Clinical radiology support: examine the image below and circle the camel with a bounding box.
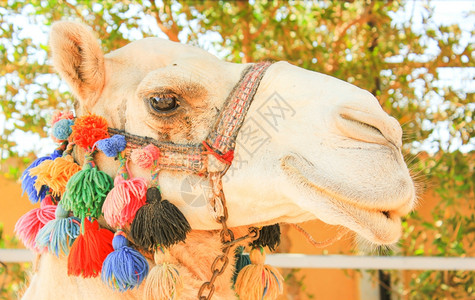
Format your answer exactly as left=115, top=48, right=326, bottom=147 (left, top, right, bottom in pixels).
left=19, top=21, right=416, bottom=300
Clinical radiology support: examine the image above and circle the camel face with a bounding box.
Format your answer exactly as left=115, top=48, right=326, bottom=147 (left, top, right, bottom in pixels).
left=51, top=22, right=415, bottom=246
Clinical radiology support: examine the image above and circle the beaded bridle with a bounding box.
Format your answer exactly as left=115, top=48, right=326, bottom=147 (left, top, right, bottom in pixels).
left=110, top=62, right=272, bottom=299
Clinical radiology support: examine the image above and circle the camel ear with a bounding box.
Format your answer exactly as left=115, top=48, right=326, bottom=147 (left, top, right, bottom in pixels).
left=50, top=21, right=105, bottom=109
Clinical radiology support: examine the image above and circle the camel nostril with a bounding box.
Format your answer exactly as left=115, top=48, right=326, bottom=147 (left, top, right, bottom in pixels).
left=382, top=211, right=391, bottom=219
left=340, top=114, right=385, bottom=138
left=337, top=108, right=403, bottom=148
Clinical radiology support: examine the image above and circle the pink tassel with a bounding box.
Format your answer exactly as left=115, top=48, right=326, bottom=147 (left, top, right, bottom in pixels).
left=103, top=176, right=147, bottom=228
left=15, top=195, right=57, bottom=251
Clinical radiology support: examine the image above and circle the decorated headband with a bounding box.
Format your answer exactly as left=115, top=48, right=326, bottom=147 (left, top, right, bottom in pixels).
left=15, top=62, right=283, bottom=300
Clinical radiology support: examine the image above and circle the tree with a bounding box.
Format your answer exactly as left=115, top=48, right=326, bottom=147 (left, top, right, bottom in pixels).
left=1, top=0, right=473, bottom=298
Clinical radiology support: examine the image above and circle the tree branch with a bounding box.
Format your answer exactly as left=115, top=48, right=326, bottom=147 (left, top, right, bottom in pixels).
left=332, top=2, right=375, bottom=51
left=151, top=0, right=180, bottom=42
left=237, top=0, right=252, bottom=63
left=64, top=1, right=88, bottom=25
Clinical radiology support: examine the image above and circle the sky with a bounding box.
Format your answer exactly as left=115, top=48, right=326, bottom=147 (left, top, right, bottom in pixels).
left=0, top=0, right=474, bottom=158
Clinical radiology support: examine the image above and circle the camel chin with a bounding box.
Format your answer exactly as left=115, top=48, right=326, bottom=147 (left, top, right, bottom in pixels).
left=280, top=150, right=414, bottom=246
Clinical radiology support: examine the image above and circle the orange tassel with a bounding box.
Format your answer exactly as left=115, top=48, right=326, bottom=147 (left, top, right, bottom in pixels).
left=234, top=247, right=283, bottom=300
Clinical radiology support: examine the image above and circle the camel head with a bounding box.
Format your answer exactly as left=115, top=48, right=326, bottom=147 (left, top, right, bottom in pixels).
left=50, top=21, right=415, bottom=246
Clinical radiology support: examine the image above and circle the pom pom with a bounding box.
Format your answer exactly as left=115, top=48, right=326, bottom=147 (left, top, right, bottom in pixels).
left=144, top=250, right=182, bottom=300
left=96, top=135, right=127, bottom=157
left=14, top=196, right=56, bottom=251
left=62, top=164, right=114, bottom=220
left=71, top=114, right=109, bottom=149
left=234, top=247, right=284, bottom=300
left=36, top=202, right=80, bottom=256
left=232, top=246, right=251, bottom=285
left=51, top=111, right=74, bottom=125
left=130, top=187, right=191, bottom=250
left=103, top=176, right=147, bottom=228
left=130, top=145, right=160, bottom=169
left=21, top=150, right=62, bottom=203
left=52, top=119, right=74, bottom=142
left=29, top=155, right=81, bottom=197
left=101, top=233, right=149, bottom=291
left=251, top=224, right=281, bottom=251
left=68, top=219, right=114, bottom=278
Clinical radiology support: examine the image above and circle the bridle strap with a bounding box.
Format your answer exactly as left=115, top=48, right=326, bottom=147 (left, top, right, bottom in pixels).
left=205, top=62, right=272, bottom=160
left=108, top=61, right=272, bottom=175
left=108, top=127, right=207, bottom=173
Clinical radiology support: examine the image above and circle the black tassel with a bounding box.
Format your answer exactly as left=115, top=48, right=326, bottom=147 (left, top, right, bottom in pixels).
left=130, top=187, right=191, bottom=250
left=250, top=224, right=281, bottom=251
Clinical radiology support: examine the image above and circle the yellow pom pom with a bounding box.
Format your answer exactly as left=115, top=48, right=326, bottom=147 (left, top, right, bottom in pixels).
left=144, top=250, right=183, bottom=300
left=235, top=247, right=284, bottom=300
left=29, top=159, right=54, bottom=192
left=30, top=155, right=81, bottom=197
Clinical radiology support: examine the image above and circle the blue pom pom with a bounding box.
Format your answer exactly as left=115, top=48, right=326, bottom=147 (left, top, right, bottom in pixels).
left=96, top=135, right=127, bottom=157
left=52, top=119, right=74, bottom=141
left=101, top=234, right=149, bottom=291
left=112, top=234, right=128, bottom=249
left=111, top=135, right=127, bottom=152
left=21, top=150, right=63, bottom=204
left=36, top=203, right=80, bottom=256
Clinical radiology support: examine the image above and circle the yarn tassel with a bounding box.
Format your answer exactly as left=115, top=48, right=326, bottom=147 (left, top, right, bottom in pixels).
left=14, top=195, right=56, bottom=251
left=36, top=202, right=80, bottom=256
left=62, top=153, right=113, bottom=221
left=29, top=155, right=81, bottom=198
left=103, top=176, right=147, bottom=228
left=234, top=247, right=284, bottom=300
left=21, top=150, right=62, bottom=203
left=130, top=187, right=191, bottom=250
left=68, top=219, right=114, bottom=278
left=232, top=246, right=251, bottom=285
left=251, top=224, right=281, bottom=251
left=144, top=247, right=182, bottom=300
left=101, top=231, right=149, bottom=291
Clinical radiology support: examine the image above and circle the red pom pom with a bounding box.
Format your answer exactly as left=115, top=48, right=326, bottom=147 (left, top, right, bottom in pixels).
left=71, top=114, right=109, bottom=149
left=68, top=219, right=114, bottom=278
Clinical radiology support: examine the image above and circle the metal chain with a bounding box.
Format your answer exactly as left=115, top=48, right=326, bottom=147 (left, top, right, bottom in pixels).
left=197, top=172, right=259, bottom=300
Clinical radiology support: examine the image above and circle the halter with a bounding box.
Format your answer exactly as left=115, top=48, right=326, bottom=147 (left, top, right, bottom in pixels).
left=109, top=61, right=271, bottom=174
left=110, top=62, right=272, bottom=299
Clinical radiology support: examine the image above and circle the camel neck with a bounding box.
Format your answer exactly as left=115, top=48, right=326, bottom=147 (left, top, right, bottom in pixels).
left=165, top=229, right=245, bottom=299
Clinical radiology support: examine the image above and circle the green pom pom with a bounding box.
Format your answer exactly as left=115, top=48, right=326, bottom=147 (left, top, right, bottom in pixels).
left=62, top=164, right=113, bottom=220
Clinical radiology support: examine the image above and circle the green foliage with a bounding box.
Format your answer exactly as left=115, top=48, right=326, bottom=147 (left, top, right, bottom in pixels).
left=0, top=0, right=473, bottom=298
left=397, top=150, right=475, bottom=299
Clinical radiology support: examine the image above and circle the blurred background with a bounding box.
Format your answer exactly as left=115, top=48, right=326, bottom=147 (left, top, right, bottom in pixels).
left=0, top=0, right=473, bottom=299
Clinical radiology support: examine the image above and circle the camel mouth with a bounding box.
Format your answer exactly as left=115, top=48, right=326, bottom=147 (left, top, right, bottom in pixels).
left=281, top=153, right=413, bottom=245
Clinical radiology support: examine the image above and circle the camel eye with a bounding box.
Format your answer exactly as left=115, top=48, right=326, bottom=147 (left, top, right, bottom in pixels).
left=149, top=95, right=179, bottom=112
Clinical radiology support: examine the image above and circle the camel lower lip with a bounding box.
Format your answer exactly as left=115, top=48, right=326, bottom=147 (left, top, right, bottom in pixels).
left=335, top=201, right=402, bottom=244
left=280, top=153, right=408, bottom=245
